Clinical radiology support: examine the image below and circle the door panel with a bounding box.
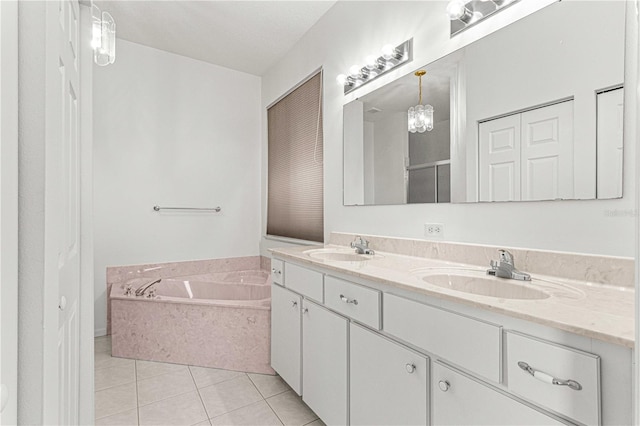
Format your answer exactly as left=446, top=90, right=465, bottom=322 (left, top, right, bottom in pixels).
left=45, top=0, right=81, bottom=423
left=597, top=87, right=624, bottom=199
left=302, top=300, right=348, bottom=426
left=270, top=284, right=302, bottom=395
left=479, top=114, right=521, bottom=201
left=521, top=101, right=574, bottom=200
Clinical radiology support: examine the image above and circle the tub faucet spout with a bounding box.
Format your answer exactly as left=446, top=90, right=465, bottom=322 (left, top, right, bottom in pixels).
left=135, top=278, right=162, bottom=297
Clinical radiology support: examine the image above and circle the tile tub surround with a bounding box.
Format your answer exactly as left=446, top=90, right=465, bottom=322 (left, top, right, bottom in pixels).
left=270, top=241, right=635, bottom=348
left=111, top=284, right=275, bottom=375
left=94, top=336, right=322, bottom=426
left=106, top=256, right=269, bottom=334
left=329, top=232, right=634, bottom=288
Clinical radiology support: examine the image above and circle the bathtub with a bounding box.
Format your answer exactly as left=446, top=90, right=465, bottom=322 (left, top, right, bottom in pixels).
left=110, top=266, right=274, bottom=375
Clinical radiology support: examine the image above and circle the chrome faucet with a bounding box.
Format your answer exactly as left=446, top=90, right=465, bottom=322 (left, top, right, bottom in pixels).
left=351, top=236, right=375, bottom=255
left=487, top=250, right=531, bottom=281
left=135, top=278, right=162, bottom=297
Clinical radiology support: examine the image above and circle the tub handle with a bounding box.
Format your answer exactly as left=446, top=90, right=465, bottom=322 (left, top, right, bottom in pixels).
left=340, top=294, right=358, bottom=305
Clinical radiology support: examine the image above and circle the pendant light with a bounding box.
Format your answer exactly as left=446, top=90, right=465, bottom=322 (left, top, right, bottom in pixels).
left=408, top=70, right=434, bottom=133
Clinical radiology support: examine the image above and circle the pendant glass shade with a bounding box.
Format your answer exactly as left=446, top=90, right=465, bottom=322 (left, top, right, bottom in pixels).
left=408, top=104, right=434, bottom=133
left=408, top=70, right=434, bottom=133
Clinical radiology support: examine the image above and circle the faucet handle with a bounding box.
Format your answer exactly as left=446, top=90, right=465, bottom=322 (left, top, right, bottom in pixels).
left=498, top=249, right=514, bottom=265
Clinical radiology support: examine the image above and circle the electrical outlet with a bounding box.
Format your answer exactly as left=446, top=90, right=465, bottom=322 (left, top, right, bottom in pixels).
left=424, top=223, right=444, bottom=238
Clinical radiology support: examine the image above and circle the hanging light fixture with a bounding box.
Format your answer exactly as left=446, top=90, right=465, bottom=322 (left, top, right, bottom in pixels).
left=408, top=70, right=434, bottom=133
left=91, top=2, right=116, bottom=66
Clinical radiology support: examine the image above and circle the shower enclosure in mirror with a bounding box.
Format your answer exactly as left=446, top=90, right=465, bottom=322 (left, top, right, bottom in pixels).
left=343, top=1, right=625, bottom=206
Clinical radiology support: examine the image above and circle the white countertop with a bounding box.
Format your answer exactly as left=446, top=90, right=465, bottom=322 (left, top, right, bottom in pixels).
left=270, top=244, right=635, bottom=348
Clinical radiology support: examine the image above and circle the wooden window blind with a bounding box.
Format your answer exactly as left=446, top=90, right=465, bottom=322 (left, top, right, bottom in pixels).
left=267, top=72, right=324, bottom=242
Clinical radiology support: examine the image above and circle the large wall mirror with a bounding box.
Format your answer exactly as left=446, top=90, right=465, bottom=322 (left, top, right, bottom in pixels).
left=343, top=1, right=625, bottom=205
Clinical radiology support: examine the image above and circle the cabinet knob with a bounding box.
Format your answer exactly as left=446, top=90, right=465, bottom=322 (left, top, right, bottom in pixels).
left=405, top=363, right=416, bottom=374
left=303, top=308, right=309, bottom=314
left=438, top=380, right=450, bottom=392
left=291, top=301, right=298, bottom=308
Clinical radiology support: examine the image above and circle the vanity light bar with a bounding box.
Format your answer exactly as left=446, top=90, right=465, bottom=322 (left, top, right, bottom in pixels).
left=337, top=39, right=413, bottom=95
left=447, top=0, right=519, bottom=37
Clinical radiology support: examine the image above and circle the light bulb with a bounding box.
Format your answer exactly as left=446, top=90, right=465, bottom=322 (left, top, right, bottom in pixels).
left=336, top=74, right=348, bottom=85
left=446, top=0, right=467, bottom=20
left=469, top=11, right=483, bottom=23
left=365, top=55, right=378, bottom=70
left=349, top=65, right=361, bottom=77
left=381, top=44, right=396, bottom=60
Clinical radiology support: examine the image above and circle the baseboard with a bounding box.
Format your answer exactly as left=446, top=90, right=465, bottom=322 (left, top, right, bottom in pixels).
left=94, top=327, right=107, bottom=337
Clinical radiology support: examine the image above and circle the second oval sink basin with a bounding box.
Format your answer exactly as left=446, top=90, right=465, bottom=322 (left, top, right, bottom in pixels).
left=310, top=252, right=372, bottom=262
left=304, top=248, right=382, bottom=262
left=422, top=273, right=550, bottom=300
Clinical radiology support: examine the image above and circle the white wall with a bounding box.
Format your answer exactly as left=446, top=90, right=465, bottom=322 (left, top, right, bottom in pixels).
left=93, top=40, right=261, bottom=335
left=260, top=0, right=636, bottom=258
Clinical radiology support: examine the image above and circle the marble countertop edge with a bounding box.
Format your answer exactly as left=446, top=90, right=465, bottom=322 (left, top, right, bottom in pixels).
left=270, top=245, right=635, bottom=349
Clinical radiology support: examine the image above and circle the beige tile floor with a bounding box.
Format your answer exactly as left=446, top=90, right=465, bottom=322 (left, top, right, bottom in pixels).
left=95, top=336, right=324, bottom=426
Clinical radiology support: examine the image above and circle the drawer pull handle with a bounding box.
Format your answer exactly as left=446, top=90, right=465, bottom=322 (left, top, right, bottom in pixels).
left=518, top=361, right=582, bottom=391
left=405, top=363, right=416, bottom=374
left=438, top=380, right=450, bottom=392
left=339, top=294, right=358, bottom=305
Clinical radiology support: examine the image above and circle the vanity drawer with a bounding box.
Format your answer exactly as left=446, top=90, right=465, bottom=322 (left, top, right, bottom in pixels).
left=506, top=331, right=600, bottom=426
left=284, top=263, right=323, bottom=302
left=271, top=259, right=284, bottom=286
left=383, top=293, right=502, bottom=383
left=324, top=276, right=381, bottom=329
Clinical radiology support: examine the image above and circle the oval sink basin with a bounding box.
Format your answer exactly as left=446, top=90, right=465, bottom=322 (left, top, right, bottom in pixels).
left=304, top=248, right=382, bottom=262
left=421, top=273, right=550, bottom=300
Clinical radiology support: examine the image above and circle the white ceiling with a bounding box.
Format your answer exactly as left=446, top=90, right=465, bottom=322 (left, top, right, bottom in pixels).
left=97, top=1, right=337, bottom=75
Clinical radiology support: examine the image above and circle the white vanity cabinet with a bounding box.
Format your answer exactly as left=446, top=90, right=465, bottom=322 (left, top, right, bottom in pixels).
left=350, top=323, right=428, bottom=426
left=270, top=257, right=632, bottom=426
left=302, top=300, right=348, bottom=425
left=432, top=361, right=563, bottom=425
left=270, top=283, right=302, bottom=395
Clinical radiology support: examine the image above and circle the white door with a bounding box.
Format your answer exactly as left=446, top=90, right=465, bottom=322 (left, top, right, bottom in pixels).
left=597, top=87, right=624, bottom=199
left=0, top=1, right=19, bottom=424
left=521, top=101, right=574, bottom=201
left=43, top=0, right=82, bottom=423
left=432, top=361, right=563, bottom=425
left=302, top=300, right=348, bottom=426
left=478, top=114, right=521, bottom=202
left=270, top=284, right=302, bottom=395
left=349, top=323, right=428, bottom=426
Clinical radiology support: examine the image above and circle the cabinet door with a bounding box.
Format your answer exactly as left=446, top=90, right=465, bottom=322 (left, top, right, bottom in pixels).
left=302, top=300, right=348, bottom=425
left=350, top=323, right=428, bottom=426
left=270, top=284, right=302, bottom=395
left=432, top=362, right=563, bottom=426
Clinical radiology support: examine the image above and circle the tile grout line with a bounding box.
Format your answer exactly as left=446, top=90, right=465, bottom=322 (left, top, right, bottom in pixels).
left=264, top=394, right=287, bottom=426
left=188, top=365, right=212, bottom=422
